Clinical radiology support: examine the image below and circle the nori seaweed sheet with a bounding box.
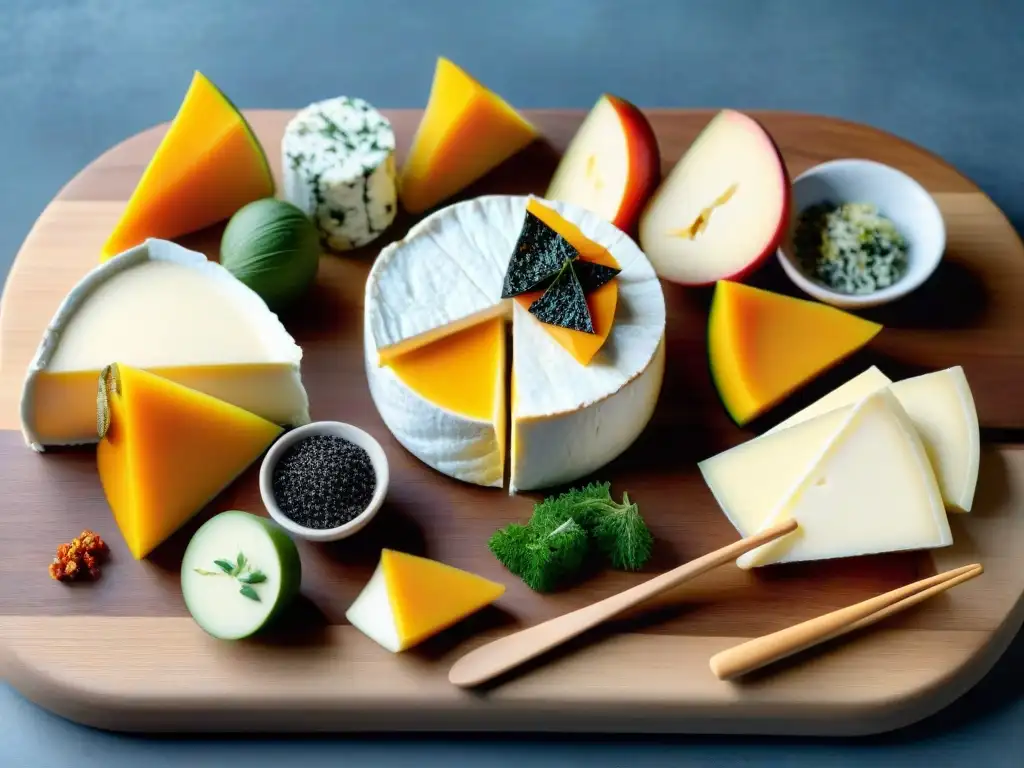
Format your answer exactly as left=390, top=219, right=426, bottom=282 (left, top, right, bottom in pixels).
left=573, top=260, right=621, bottom=293
left=501, top=211, right=579, bottom=298
left=528, top=260, right=596, bottom=334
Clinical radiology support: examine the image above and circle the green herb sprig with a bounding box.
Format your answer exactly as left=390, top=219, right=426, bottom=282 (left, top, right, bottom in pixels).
left=488, top=482, right=654, bottom=592
left=194, top=551, right=267, bottom=602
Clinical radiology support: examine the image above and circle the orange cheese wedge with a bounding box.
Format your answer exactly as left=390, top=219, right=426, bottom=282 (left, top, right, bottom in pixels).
left=514, top=199, right=619, bottom=366
left=345, top=548, right=506, bottom=652
left=708, top=281, right=882, bottom=425
left=100, top=71, right=274, bottom=261
left=398, top=57, right=537, bottom=214
left=96, top=363, right=283, bottom=559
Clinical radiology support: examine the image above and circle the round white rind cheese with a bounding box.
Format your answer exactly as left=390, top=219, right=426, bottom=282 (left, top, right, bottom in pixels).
left=282, top=97, right=398, bottom=251
left=362, top=195, right=666, bottom=493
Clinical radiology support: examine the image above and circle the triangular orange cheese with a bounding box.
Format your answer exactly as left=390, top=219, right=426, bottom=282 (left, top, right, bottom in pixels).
left=708, top=281, right=882, bottom=425
left=514, top=199, right=619, bottom=365
left=96, top=363, right=283, bottom=559
left=100, top=71, right=274, bottom=261
left=398, top=57, right=537, bottom=214
left=381, top=549, right=505, bottom=649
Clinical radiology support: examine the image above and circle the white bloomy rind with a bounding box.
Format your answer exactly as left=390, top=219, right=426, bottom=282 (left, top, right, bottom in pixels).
left=282, top=97, right=398, bottom=251
left=20, top=238, right=309, bottom=451
left=363, top=195, right=666, bottom=493
left=345, top=560, right=403, bottom=653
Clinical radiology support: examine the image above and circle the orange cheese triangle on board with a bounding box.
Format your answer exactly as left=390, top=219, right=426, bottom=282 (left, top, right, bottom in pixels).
left=96, top=363, right=283, bottom=559
left=708, top=281, right=882, bottom=426
left=514, top=198, right=619, bottom=365
left=398, top=57, right=537, bottom=214
left=381, top=549, right=505, bottom=649
left=100, top=71, right=274, bottom=261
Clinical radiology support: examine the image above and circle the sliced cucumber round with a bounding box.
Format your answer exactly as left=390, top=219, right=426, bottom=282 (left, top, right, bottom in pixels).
left=181, top=510, right=302, bottom=640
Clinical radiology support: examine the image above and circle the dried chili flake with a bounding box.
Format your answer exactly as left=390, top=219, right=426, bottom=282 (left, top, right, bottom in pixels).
left=49, top=529, right=109, bottom=582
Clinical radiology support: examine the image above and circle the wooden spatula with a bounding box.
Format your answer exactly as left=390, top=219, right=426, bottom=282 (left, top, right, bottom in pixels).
left=448, top=518, right=798, bottom=688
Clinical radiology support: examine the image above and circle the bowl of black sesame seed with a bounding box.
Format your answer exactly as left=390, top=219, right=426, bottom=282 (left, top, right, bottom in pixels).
left=777, top=158, right=946, bottom=309
left=259, top=421, right=389, bottom=542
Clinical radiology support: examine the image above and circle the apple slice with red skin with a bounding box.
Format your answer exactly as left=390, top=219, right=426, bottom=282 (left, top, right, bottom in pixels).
left=639, top=110, right=791, bottom=286
left=545, top=94, right=660, bottom=233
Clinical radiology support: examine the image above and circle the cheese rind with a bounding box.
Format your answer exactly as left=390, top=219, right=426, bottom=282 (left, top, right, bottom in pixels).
left=282, top=97, right=397, bottom=251
left=736, top=390, right=951, bottom=569
left=20, top=239, right=309, bottom=451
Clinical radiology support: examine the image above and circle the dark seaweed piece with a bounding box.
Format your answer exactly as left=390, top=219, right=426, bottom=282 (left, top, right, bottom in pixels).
left=528, top=260, right=595, bottom=334
left=573, top=260, right=621, bottom=293
left=501, top=211, right=579, bottom=298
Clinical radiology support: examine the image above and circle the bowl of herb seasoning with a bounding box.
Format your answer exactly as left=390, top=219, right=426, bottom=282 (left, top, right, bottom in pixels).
left=259, top=421, right=389, bottom=542
left=777, top=159, right=946, bottom=309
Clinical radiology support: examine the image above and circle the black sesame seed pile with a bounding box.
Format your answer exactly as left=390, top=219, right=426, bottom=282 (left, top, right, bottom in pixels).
left=271, top=435, right=376, bottom=530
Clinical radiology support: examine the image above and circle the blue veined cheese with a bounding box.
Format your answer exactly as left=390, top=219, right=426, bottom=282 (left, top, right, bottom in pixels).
left=282, top=97, right=398, bottom=251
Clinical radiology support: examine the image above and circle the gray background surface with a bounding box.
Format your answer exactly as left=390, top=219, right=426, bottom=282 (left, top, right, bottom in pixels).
left=2, top=0, right=1023, bottom=764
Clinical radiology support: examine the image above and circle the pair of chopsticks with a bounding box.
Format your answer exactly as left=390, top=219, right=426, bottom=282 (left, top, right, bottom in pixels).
left=448, top=519, right=982, bottom=688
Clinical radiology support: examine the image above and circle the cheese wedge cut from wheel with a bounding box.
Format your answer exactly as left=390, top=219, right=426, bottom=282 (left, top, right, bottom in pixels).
left=398, top=58, right=537, bottom=215
left=366, top=316, right=507, bottom=487
left=363, top=195, right=665, bottom=492
left=701, top=366, right=980, bottom=537
left=20, top=239, right=309, bottom=451
left=101, top=71, right=273, bottom=260
left=708, top=280, right=882, bottom=425
left=345, top=549, right=505, bottom=652
left=736, top=390, right=951, bottom=569
left=97, top=364, right=283, bottom=559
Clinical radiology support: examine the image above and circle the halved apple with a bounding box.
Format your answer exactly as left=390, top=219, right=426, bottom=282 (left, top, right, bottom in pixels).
left=545, top=94, right=660, bottom=233
left=639, top=110, right=790, bottom=286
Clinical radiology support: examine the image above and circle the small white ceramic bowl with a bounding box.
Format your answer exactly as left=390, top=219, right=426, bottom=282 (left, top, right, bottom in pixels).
left=777, top=158, right=946, bottom=309
left=259, top=421, right=389, bottom=543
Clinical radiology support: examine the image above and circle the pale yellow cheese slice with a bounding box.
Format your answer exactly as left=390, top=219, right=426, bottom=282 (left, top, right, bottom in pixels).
left=765, top=366, right=891, bottom=434
left=737, top=390, right=951, bottom=569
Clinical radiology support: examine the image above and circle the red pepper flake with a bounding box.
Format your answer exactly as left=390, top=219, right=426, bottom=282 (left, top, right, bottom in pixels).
left=49, top=530, right=109, bottom=582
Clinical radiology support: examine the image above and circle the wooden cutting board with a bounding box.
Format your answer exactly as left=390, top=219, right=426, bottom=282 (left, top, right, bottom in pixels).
left=2, top=110, right=1023, bottom=735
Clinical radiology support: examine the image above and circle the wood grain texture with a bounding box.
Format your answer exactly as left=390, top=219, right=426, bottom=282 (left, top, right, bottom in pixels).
left=1, top=109, right=1023, bottom=735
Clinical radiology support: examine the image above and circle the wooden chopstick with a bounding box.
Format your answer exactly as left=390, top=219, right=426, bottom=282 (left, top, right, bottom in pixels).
left=448, top=518, right=799, bottom=688
left=709, top=562, right=984, bottom=681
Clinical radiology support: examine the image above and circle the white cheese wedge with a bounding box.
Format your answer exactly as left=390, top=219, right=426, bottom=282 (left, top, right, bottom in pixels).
left=736, top=390, right=951, bottom=569
left=700, top=366, right=980, bottom=536
left=766, top=366, right=891, bottom=434
left=889, top=366, right=980, bottom=512
left=363, top=195, right=666, bottom=492
left=20, top=239, right=309, bottom=451
left=282, top=97, right=398, bottom=251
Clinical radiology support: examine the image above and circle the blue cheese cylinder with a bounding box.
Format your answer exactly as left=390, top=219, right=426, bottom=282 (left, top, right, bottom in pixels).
left=282, top=97, right=398, bottom=251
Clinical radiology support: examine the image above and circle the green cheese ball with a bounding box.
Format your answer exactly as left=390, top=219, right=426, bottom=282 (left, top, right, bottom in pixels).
left=220, top=198, right=320, bottom=311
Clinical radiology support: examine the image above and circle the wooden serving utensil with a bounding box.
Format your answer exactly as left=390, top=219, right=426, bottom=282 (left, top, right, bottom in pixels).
left=709, top=562, right=984, bottom=681
left=448, top=518, right=799, bottom=688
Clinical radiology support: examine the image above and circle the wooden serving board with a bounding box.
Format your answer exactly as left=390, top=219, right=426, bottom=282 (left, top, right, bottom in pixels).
left=2, top=110, right=1024, bottom=736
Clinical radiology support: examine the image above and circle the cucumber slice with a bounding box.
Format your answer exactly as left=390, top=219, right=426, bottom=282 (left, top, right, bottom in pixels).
left=181, top=510, right=302, bottom=640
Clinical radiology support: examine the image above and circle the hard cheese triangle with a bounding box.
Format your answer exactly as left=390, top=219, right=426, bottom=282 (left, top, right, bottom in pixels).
left=96, top=363, right=283, bottom=559
left=100, top=71, right=273, bottom=260
left=398, top=57, right=537, bottom=214
left=708, top=281, right=882, bottom=425
left=701, top=367, right=978, bottom=537
left=736, top=389, right=951, bottom=569
left=346, top=549, right=505, bottom=652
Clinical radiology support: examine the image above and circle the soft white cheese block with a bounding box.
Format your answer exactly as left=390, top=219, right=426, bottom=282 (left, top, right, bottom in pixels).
left=700, top=366, right=980, bottom=537
left=20, top=239, right=309, bottom=451
left=282, top=97, right=397, bottom=251
left=737, top=390, right=951, bottom=569
left=363, top=195, right=666, bottom=492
